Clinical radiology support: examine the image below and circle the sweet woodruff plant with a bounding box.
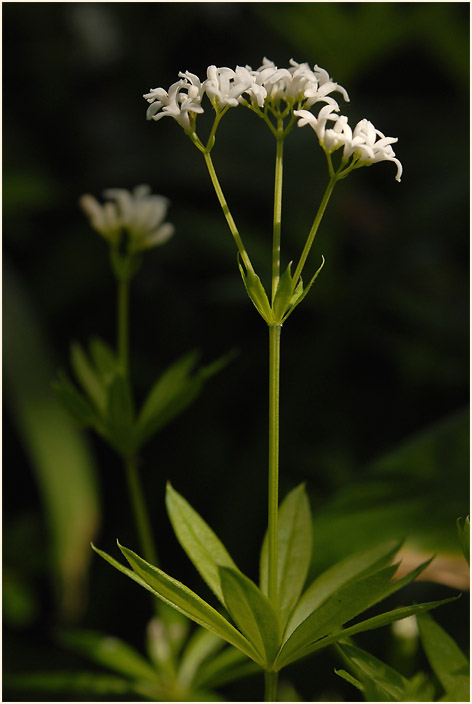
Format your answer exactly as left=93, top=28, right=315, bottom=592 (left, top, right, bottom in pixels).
left=93, top=59, right=453, bottom=702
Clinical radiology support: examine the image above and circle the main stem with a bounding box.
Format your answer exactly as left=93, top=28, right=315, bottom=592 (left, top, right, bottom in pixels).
left=116, top=272, right=159, bottom=568
left=117, top=276, right=129, bottom=375
left=268, top=323, right=281, bottom=608
left=124, top=455, right=159, bottom=566
left=264, top=671, right=279, bottom=702
left=203, top=151, right=254, bottom=274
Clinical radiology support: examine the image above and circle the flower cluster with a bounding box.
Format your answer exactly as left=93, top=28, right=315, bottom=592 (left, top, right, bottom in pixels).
left=143, top=57, right=349, bottom=128
left=295, top=108, right=403, bottom=182
left=80, top=185, right=174, bottom=253
left=144, top=58, right=402, bottom=182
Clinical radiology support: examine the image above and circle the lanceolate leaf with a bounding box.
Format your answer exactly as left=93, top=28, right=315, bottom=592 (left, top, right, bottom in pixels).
left=194, top=646, right=259, bottom=691
left=336, top=641, right=409, bottom=700
left=106, top=374, right=135, bottom=454
left=114, top=543, right=262, bottom=665
left=285, top=540, right=401, bottom=637
left=166, top=484, right=238, bottom=604
left=260, top=484, right=312, bottom=628
left=278, top=564, right=399, bottom=666
left=417, top=612, right=470, bottom=701
left=58, top=629, right=160, bottom=683
left=219, top=566, right=281, bottom=666
left=277, top=596, right=459, bottom=668
left=70, top=342, right=107, bottom=413
left=135, top=351, right=231, bottom=446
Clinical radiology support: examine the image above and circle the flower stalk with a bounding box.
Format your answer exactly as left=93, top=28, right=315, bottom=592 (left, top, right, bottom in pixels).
left=271, top=130, right=284, bottom=301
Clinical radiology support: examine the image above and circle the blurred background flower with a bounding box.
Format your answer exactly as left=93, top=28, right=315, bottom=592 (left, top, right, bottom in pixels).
left=3, top=3, right=469, bottom=701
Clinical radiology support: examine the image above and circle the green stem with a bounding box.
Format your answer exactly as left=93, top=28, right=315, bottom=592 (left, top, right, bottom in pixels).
left=292, top=176, right=337, bottom=286
left=124, top=455, right=159, bottom=567
left=264, top=670, right=279, bottom=701
left=271, top=133, right=284, bottom=301
left=268, top=324, right=281, bottom=608
left=202, top=151, right=254, bottom=274
left=116, top=271, right=159, bottom=569
left=117, top=276, right=129, bottom=375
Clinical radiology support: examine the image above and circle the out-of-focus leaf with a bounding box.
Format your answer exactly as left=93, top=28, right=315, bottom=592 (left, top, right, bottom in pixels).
left=194, top=644, right=258, bottom=690
left=400, top=672, right=436, bottom=701
left=3, top=263, right=100, bottom=620
left=2, top=569, right=38, bottom=627
left=4, top=670, right=134, bottom=696
left=106, top=373, right=135, bottom=454
left=310, top=411, right=469, bottom=585
left=456, top=516, right=470, bottom=566
left=260, top=483, right=313, bottom=628
left=89, top=337, right=120, bottom=381
left=135, top=350, right=232, bottom=446
left=58, top=628, right=160, bottom=683
left=417, top=612, right=470, bottom=702
left=166, top=483, right=238, bottom=605
left=177, top=627, right=223, bottom=687
left=70, top=341, right=107, bottom=413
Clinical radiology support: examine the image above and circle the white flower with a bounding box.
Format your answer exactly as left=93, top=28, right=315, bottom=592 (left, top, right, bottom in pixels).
left=144, top=77, right=204, bottom=130
left=241, top=57, right=349, bottom=110
left=80, top=185, right=174, bottom=252
left=203, top=65, right=252, bottom=108
left=347, top=119, right=403, bottom=182
left=295, top=109, right=403, bottom=182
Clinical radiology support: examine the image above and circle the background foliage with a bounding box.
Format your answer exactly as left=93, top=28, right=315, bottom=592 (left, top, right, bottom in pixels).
left=3, top=2, right=469, bottom=701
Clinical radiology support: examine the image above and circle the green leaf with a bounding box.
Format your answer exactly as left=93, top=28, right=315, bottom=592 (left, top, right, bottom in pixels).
left=58, top=628, right=160, bottom=683
left=135, top=350, right=229, bottom=446
left=260, top=483, right=313, bottom=628
left=278, top=563, right=399, bottom=667
left=279, top=596, right=459, bottom=668
left=194, top=646, right=258, bottom=690
left=401, top=672, right=436, bottom=702
left=53, top=371, right=103, bottom=429
left=112, top=542, right=263, bottom=666
left=166, top=484, right=238, bottom=605
left=285, top=541, right=401, bottom=638
left=334, top=668, right=365, bottom=693
left=89, top=337, right=119, bottom=382
left=105, top=373, right=135, bottom=454
left=336, top=641, right=409, bottom=700
left=272, top=262, right=295, bottom=321
left=3, top=265, right=100, bottom=620
left=282, top=256, right=325, bottom=322
left=4, top=671, right=134, bottom=696
left=219, top=566, right=281, bottom=666
left=177, top=628, right=223, bottom=687
left=456, top=516, right=470, bottom=565
left=70, top=341, right=107, bottom=412
left=417, top=612, right=470, bottom=701
left=238, top=258, right=273, bottom=323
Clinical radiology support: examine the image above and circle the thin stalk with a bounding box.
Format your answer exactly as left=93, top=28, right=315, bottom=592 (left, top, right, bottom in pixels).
left=117, top=276, right=129, bottom=375
left=268, top=324, right=281, bottom=608
left=116, top=271, right=159, bottom=568
left=292, top=176, right=337, bottom=286
left=264, top=670, right=279, bottom=702
left=271, top=134, right=284, bottom=301
left=124, top=456, right=159, bottom=566
left=203, top=151, right=254, bottom=274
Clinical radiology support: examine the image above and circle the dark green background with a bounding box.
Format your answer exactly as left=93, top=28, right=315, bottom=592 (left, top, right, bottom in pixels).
left=3, top=2, right=469, bottom=701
